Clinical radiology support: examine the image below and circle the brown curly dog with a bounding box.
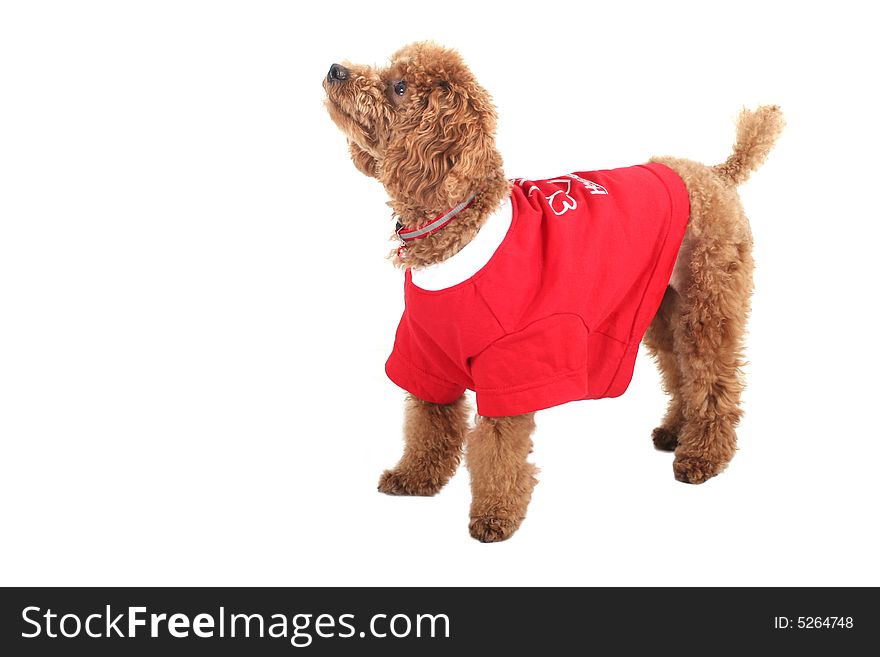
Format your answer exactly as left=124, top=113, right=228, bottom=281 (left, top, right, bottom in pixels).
left=323, top=42, right=784, bottom=542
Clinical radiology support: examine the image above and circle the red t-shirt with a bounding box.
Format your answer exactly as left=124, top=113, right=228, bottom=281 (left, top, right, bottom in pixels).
left=385, top=162, right=690, bottom=417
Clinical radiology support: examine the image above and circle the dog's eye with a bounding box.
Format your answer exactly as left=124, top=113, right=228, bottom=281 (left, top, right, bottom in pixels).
left=394, top=80, right=407, bottom=96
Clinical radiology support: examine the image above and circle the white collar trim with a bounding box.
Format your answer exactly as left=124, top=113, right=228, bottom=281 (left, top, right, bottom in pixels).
left=410, top=196, right=513, bottom=291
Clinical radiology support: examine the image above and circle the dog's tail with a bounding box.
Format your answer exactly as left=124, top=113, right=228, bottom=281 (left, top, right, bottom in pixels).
left=714, top=105, right=785, bottom=186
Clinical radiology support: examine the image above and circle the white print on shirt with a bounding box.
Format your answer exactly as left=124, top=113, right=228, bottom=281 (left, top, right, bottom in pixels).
left=566, top=173, right=608, bottom=196
left=512, top=174, right=608, bottom=217
left=545, top=178, right=577, bottom=215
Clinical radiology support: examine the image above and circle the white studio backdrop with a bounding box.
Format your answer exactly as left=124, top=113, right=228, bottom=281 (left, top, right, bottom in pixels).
left=1, top=1, right=878, bottom=586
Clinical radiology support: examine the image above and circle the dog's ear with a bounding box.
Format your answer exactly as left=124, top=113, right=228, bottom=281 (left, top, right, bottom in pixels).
left=381, top=79, right=499, bottom=212
left=348, top=141, right=378, bottom=178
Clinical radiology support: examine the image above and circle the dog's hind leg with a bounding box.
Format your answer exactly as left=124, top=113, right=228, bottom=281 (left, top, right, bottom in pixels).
left=644, top=286, right=684, bottom=451
left=652, top=106, right=779, bottom=483
left=669, top=210, right=754, bottom=485
left=378, top=393, right=470, bottom=496
left=466, top=413, right=539, bottom=542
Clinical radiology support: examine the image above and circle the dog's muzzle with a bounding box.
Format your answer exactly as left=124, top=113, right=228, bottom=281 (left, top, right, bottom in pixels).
left=327, top=63, right=349, bottom=83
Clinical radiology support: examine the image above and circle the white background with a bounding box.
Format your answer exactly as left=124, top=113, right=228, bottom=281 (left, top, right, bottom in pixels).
left=1, top=0, right=878, bottom=586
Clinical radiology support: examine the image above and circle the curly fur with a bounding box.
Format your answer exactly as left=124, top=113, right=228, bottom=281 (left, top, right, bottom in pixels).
left=378, top=393, right=469, bottom=496
left=466, top=414, right=538, bottom=542
left=325, top=43, right=509, bottom=269
left=324, top=42, right=784, bottom=541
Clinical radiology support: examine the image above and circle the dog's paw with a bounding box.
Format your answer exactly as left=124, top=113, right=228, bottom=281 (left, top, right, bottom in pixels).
left=652, top=427, right=679, bottom=451
left=377, top=469, right=444, bottom=496
left=468, top=515, right=523, bottom=543
left=673, top=456, right=726, bottom=484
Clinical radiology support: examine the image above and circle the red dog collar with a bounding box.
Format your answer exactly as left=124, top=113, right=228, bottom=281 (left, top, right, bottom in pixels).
left=396, top=196, right=476, bottom=257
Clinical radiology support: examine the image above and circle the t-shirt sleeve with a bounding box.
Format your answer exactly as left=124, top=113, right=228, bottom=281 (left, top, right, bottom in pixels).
left=385, top=312, right=467, bottom=405
left=469, top=314, right=590, bottom=417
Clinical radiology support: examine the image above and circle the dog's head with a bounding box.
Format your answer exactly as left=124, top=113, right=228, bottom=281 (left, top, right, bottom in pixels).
left=323, top=42, right=500, bottom=216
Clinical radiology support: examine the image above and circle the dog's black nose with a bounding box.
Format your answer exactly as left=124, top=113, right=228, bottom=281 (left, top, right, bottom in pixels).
left=327, top=63, right=349, bottom=83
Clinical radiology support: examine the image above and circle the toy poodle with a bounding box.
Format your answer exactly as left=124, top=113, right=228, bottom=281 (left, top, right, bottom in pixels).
left=322, top=42, right=783, bottom=542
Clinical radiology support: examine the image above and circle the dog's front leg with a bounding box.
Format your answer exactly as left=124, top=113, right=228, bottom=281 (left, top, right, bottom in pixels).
left=467, top=414, right=539, bottom=543
left=378, top=393, right=469, bottom=496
